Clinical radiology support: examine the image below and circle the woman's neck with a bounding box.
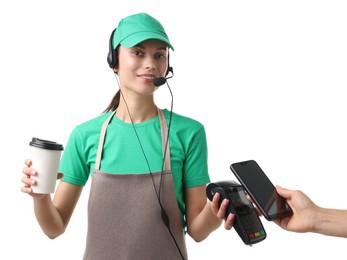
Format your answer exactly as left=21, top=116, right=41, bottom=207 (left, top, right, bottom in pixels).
left=116, top=97, right=158, bottom=123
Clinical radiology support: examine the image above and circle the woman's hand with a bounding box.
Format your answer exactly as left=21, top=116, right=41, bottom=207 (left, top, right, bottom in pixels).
left=21, top=159, right=63, bottom=199
left=210, top=192, right=235, bottom=230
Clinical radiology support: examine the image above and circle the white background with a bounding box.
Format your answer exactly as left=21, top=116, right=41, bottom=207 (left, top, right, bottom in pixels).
left=1, top=0, right=346, bottom=259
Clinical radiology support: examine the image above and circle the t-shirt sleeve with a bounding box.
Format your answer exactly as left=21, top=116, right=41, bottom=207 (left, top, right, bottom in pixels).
left=59, top=127, right=90, bottom=186
left=183, top=125, right=210, bottom=188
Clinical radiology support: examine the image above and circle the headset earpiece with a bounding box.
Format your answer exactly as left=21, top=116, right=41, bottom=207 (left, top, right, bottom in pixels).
left=164, top=51, right=173, bottom=77
left=107, top=28, right=117, bottom=68
left=166, top=66, right=173, bottom=77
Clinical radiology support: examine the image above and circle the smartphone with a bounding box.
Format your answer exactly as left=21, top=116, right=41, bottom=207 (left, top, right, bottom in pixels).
left=230, top=160, right=293, bottom=221
left=206, top=180, right=266, bottom=245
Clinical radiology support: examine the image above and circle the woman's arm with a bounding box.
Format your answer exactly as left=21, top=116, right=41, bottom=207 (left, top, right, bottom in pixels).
left=33, top=181, right=83, bottom=239
left=22, top=160, right=83, bottom=239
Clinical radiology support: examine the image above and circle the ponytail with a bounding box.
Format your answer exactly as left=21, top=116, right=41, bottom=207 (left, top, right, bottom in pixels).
left=103, top=90, right=120, bottom=113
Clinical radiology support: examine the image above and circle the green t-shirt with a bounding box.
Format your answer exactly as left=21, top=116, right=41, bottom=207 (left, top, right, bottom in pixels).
left=59, top=109, right=210, bottom=229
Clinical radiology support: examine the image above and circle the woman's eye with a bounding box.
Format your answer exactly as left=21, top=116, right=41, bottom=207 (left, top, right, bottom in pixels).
left=132, top=50, right=142, bottom=56
left=157, top=53, right=167, bottom=60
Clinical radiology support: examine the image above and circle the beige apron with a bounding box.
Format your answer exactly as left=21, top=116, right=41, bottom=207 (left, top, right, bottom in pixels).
left=83, top=109, right=188, bottom=260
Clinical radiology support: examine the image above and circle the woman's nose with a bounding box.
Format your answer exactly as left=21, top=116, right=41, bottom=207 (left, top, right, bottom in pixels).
left=144, top=57, right=157, bottom=71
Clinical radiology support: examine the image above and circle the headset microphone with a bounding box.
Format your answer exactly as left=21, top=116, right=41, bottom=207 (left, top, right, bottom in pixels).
left=153, top=77, right=167, bottom=87
left=153, top=70, right=174, bottom=87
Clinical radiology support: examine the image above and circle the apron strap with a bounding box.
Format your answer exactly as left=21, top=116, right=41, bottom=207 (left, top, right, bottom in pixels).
left=95, top=110, right=116, bottom=171
left=157, top=108, right=171, bottom=171
left=95, top=108, right=171, bottom=171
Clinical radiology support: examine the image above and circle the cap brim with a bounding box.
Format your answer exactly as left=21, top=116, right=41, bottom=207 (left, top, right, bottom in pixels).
left=120, top=32, right=174, bottom=51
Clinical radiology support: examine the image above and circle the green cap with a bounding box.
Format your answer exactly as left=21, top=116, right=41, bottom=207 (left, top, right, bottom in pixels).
left=112, top=12, right=174, bottom=51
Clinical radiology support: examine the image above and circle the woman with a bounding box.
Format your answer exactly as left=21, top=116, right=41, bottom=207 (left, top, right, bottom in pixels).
left=21, top=12, right=233, bottom=259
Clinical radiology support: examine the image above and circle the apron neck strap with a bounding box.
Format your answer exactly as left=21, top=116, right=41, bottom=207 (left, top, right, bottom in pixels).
left=95, top=110, right=116, bottom=171
left=157, top=108, right=171, bottom=171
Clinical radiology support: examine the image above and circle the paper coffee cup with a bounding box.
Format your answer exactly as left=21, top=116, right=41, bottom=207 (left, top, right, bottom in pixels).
left=29, top=137, right=64, bottom=194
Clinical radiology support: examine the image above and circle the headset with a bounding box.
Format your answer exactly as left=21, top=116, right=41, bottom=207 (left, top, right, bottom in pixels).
left=107, top=28, right=173, bottom=76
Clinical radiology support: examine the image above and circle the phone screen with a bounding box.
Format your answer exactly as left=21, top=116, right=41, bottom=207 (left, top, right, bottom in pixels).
left=230, top=160, right=293, bottom=220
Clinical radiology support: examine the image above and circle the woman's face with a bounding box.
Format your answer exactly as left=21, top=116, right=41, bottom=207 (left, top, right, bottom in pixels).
left=116, top=39, right=169, bottom=96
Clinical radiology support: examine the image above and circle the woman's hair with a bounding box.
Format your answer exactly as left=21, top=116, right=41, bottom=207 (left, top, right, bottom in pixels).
left=103, top=90, right=120, bottom=113
left=103, top=45, right=120, bottom=113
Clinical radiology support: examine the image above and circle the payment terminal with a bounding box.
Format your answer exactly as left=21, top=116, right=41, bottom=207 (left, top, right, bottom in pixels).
left=206, top=180, right=266, bottom=245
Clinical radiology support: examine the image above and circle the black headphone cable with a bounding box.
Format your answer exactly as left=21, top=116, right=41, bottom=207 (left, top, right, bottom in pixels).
left=116, top=75, right=185, bottom=260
